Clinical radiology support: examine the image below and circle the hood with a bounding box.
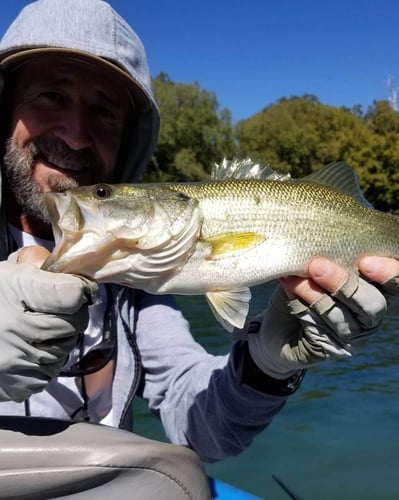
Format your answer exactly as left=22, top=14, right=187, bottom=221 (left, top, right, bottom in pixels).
left=0, top=0, right=160, bottom=182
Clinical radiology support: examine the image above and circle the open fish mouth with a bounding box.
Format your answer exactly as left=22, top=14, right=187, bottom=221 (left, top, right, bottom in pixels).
left=42, top=192, right=85, bottom=271
left=45, top=191, right=83, bottom=235
left=45, top=192, right=64, bottom=244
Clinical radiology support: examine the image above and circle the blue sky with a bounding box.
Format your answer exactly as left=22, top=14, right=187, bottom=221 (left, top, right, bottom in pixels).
left=1, top=1, right=399, bottom=122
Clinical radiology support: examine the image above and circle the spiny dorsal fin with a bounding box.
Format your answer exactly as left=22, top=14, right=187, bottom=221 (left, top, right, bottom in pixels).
left=303, top=161, right=373, bottom=207
left=212, top=157, right=291, bottom=181
left=213, top=159, right=373, bottom=207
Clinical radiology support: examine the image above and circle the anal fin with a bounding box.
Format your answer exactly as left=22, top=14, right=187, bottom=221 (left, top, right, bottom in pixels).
left=205, top=288, right=251, bottom=332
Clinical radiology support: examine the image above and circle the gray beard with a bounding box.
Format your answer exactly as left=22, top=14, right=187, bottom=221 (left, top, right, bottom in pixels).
left=3, top=138, right=100, bottom=225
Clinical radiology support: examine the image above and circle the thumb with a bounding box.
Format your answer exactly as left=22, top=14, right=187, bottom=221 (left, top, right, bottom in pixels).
left=17, top=245, right=51, bottom=267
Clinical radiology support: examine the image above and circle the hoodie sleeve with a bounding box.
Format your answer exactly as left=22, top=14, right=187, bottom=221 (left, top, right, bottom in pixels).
left=134, top=292, right=287, bottom=463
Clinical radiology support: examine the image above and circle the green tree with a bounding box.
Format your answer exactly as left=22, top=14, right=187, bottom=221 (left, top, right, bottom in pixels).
left=235, top=95, right=398, bottom=212
left=235, top=95, right=373, bottom=177
left=144, top=73, right=235, bottom=182
left=357, top=100, right=399, bottom=212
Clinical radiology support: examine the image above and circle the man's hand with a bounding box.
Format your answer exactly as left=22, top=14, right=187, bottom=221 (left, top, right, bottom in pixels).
left=284, top=256, right=399, bottom=308
left=0, top=247, right=96, bottom=402
left=246, top=256, right=398, bottom=380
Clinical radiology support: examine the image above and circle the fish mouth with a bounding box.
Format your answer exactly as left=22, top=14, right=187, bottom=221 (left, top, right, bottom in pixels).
left=45, top=192, right=64, bottom=243
left=42, top=192, right=84, bottom=271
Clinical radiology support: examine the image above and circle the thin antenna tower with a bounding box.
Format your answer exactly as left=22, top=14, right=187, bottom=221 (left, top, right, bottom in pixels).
left=386, top=74, right=397, bottom=111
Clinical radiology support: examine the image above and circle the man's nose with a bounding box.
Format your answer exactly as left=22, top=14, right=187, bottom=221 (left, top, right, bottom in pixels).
left=54, top=105, right=92, bottom=151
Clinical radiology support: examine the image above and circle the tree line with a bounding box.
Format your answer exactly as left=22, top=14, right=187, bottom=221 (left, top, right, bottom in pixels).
left=145, top=72, right=399, bottom=214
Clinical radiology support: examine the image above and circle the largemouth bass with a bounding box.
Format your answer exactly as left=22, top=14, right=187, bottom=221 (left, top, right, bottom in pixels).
left=43, top=159, right=399, bottom=331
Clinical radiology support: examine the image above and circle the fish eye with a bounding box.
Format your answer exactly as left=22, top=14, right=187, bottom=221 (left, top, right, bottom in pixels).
left=93, top=184, right=112, bottom=199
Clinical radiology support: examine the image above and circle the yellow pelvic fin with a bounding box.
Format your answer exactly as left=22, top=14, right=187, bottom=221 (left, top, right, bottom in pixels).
left=204, top=232, right=265, bottom=260
left=205, top=288, right=251, bottom=332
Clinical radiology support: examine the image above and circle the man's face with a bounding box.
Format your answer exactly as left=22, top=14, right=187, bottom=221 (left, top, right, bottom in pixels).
left=4, top=54, right=132, bottom=225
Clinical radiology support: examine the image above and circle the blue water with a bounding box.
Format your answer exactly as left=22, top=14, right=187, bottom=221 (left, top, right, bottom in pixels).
left=133, top=282, right=399, bottom=499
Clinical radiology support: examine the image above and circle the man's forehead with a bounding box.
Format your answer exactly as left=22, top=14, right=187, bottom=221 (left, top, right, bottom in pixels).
left=15, top=55, right=129, bottom=99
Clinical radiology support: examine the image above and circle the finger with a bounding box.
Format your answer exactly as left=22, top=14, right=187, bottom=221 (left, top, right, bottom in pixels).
left=359, top=256, right=399, bottom=306
left=359, top=256, right=399, bottom=283
left=34, top=335, right=79, bottom=361
left=308, top=258, right=386, bottom=329
left=15, top=266, right=93, bottom=315
left=280, top=257, right=349, bottom=305
left=279, top=276, right=325, bottom=303
left=17, top=246, right=51, bottom=267
left=307, top=258, right=349, bottom=293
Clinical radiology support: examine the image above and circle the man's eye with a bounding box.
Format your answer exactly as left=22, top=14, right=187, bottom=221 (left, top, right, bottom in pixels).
left=39, top=91, right=64, bottom=104
left=94, top=105, right=116, bottom=120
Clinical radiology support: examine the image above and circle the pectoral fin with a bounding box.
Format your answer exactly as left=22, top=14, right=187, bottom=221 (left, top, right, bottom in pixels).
left=204, top=232, right=265, bottom=260
left=206, top=288, right=251, bottom=332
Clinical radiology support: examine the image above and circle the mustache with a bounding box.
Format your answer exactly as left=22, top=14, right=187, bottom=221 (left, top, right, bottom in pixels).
left=32, top=137, right=104, bottom=177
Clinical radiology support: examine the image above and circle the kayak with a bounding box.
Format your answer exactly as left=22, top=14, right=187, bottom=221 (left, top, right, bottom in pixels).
left=209, top=477, right=263, bottom=499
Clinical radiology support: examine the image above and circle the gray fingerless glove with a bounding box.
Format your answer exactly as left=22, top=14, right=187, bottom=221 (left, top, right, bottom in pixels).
left=0, top=252, right=97, bottom=402
left=247, top=273, right=387, bottom=379
left=379, top=272, right=399, bottom=307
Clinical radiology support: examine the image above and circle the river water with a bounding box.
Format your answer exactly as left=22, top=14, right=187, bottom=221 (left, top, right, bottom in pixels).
left=133, top=282, right=399, bottom=499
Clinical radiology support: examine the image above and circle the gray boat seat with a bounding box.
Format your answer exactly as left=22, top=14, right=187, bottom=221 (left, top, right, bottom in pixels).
left=0, top=416, right=211, bottom=499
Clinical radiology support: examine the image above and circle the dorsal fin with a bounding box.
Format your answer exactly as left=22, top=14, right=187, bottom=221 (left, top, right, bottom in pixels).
left=212, top=157, right=291, bottom=181
left=213, top=158, right=373, bottom=207
left=303, top=161, right=373, bottom=207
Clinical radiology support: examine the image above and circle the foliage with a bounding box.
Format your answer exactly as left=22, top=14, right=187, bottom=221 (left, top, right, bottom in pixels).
left=236, top=95, right=399, bottom=213
left=235, top=94, right=372, bottom=176
left=359, top=100, right=399, bottom=212
left=144, top=73, right=236, bottom=182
